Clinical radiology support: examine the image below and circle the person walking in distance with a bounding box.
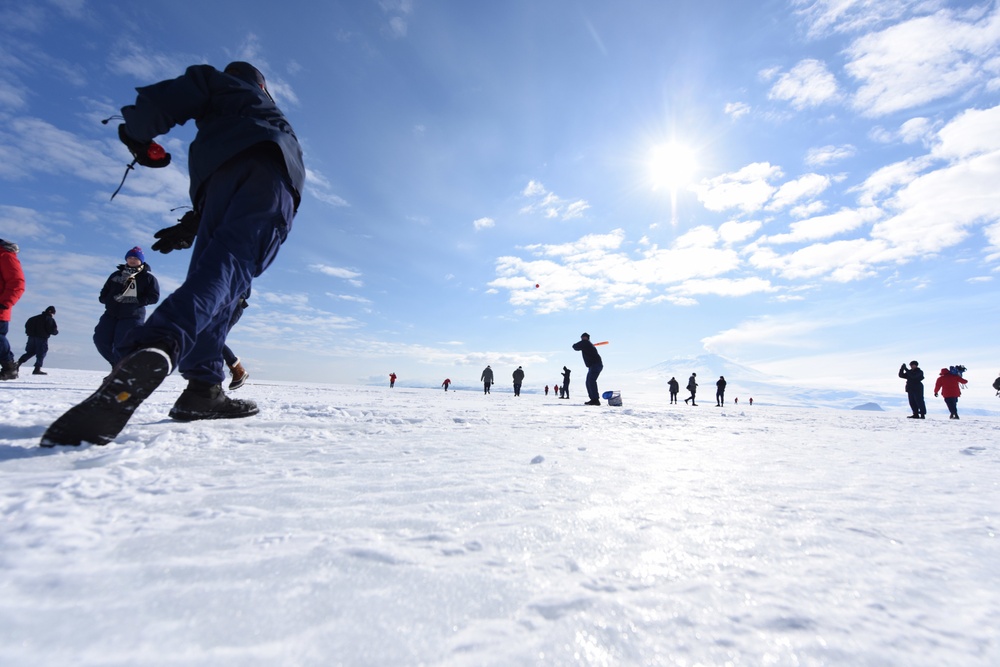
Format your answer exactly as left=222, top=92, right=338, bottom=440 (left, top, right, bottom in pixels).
left=17, top=306, right=58, bottom=375
left=442, top=378, right=451, bottom=391
left=512, top=366, right=525, bottom=396
left=561, top=367, right=571, bottom=400
left=898, top=360, right=926, bottom=419
left=481, top=365, right=494, bottom=394
left=0, top=238, right=26, bottom=380
left=572, top=333, right=603, bottom=406
left=715, top=376, right=727, bottom=407
left=684, top=373, right=698, bottom=405
left=389, top=372, right=397, bottom=388
left=934, top=367, right=968, bottom=419
left=42, top=61, right=304, bottom=447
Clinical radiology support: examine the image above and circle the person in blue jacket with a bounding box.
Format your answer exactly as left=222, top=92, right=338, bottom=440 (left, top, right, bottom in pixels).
left=93, top=247, right=160, bottom=366
left=43, top=61, right=305, bottom=447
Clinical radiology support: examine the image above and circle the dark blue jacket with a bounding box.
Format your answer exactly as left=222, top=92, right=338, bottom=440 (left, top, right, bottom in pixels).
left=121, top=65, right=305, bottom=209
left=99, top=264, right=160, bottom=320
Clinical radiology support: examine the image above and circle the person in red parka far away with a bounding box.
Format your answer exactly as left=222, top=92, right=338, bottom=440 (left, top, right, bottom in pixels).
left=0, top=238, right=26, bottom=381
left=442, top=378, right=451, bottom=391
left=934, top=368, right=968, bottom=419
left=389, top=372, right=396, bottom=388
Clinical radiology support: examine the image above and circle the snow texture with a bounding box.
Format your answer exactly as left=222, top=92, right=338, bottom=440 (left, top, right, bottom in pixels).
left=1, top=370, right=998, bottom=666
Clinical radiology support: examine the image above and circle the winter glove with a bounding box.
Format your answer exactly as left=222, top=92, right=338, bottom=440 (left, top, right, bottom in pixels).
left=152, top=210, right=200, bottom=254
left=118, top=124, right=171, bottom=168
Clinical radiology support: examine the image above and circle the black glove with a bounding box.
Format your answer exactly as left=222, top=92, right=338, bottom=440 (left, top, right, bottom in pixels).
left=118, top=124, right=171, bottom=168
left=152, top=210, right=200, bottom=254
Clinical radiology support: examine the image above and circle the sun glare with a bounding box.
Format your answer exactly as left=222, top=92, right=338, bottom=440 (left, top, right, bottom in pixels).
left=649, top=141, right=698, bottom=192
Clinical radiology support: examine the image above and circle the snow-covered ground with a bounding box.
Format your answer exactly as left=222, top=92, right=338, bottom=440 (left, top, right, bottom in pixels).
left=1, top=370, right=998, bottom=666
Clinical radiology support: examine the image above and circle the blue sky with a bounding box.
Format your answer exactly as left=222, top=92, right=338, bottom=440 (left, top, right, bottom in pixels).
left=2, top=0, right=1000, bottom=394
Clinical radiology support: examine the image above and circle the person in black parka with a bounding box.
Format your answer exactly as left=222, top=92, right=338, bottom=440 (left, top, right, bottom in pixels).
left=93, top=247, right=160, bottom=366
left=716, top=376, right=727, bottom=407
left=899, top=360, right=926, bottom=419
left=684, top=373, right=698, bottom=405
left=561, top=366, right=571, bottom=399
left=572, top=333, right=603, bottom=406
left=512, top=366, right=525, bottom=396
left=18, top=306, right=58, bottom=374
left=668, top=376, right=680, bottom=404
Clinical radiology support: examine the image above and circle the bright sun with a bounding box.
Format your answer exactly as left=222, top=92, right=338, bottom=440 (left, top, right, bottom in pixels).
left=648, top=141, right=698, bottom=192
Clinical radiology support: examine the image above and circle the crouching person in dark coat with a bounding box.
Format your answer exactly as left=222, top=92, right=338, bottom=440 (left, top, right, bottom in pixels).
left=42, top=62, right=304, bottom=447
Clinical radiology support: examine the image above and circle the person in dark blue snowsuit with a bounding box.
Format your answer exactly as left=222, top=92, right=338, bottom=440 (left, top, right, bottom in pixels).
left=113, top=62, right=304, bottom=420
left=42, top=61, right=304, bottom=446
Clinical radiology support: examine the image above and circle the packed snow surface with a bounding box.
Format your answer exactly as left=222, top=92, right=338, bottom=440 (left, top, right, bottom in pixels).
left=1, top=370, right=998, bottom=666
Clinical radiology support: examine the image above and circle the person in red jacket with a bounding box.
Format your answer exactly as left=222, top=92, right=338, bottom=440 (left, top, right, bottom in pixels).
left=0, top=238, right=26, bottom=380
left=933, top=368, right=968, bottom=420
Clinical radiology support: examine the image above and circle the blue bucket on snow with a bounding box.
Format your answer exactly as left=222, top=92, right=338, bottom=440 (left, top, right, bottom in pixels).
left=602, top=390, right=622, bottom=406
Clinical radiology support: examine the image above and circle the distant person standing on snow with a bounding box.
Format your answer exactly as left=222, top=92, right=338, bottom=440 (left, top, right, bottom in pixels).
left=545, top=385, right=549, bottom=396
left=668, top=376, right=679, bottom=404
left=481, top=365, right=494, bottom=394
left=389, top=372, right=396, bottom=388
left=898, top=360, right=926, bottom=419
left=442, top=378, right=451, bottom=391
left=561, top=367, right=571, bottom=400
left=684, top=373, right=698, bottom=405
left=572, top=333, right=603, bottom=406
left=512, top=366, right=525, bottom=396
left=17, top=306, right=58, bottom=375
left=716, top=376, right=727, bottom=407
left=934, top=367, right=968, bottom=419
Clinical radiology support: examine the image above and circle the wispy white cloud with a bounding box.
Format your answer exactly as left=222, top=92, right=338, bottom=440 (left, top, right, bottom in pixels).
left=519, top=180, right=591, bottom=221
left=311, top=264, right=364, bottom=287
left=845, top=6, right=1000, bottom=116
left=805, top=144, right=856, bottom=166
left=691, top=162, right=782, bottom=213
left=473, top=217, right=495, bottom=231
left=768, top=59, right=841, bottom=109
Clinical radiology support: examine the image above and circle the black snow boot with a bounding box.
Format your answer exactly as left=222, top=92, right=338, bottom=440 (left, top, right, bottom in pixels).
left=41, top=347, right=172, bottom=447
left=169, top=379, right=259, bottom=422
left=0, top=359, right=19, bottom=380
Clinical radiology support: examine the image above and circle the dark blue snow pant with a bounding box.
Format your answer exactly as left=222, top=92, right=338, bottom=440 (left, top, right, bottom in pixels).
left=907, top=388, right=926, bottom=416
left=94, top=315, right=141, bottom=366
left=944, top=396, right=959, bottom=418
left=121, top=149, right=295, bottom=385
left=0, top=321, right=11, bottom=363
left=18, top=336, right=49, bottom=369
left=586, top=363, right=603, bottom=402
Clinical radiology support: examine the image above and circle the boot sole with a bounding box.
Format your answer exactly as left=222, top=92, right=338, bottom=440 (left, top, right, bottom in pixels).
left=40, top=348, right=172, bottom=447
left=168, top=404, right=260, bottom=422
